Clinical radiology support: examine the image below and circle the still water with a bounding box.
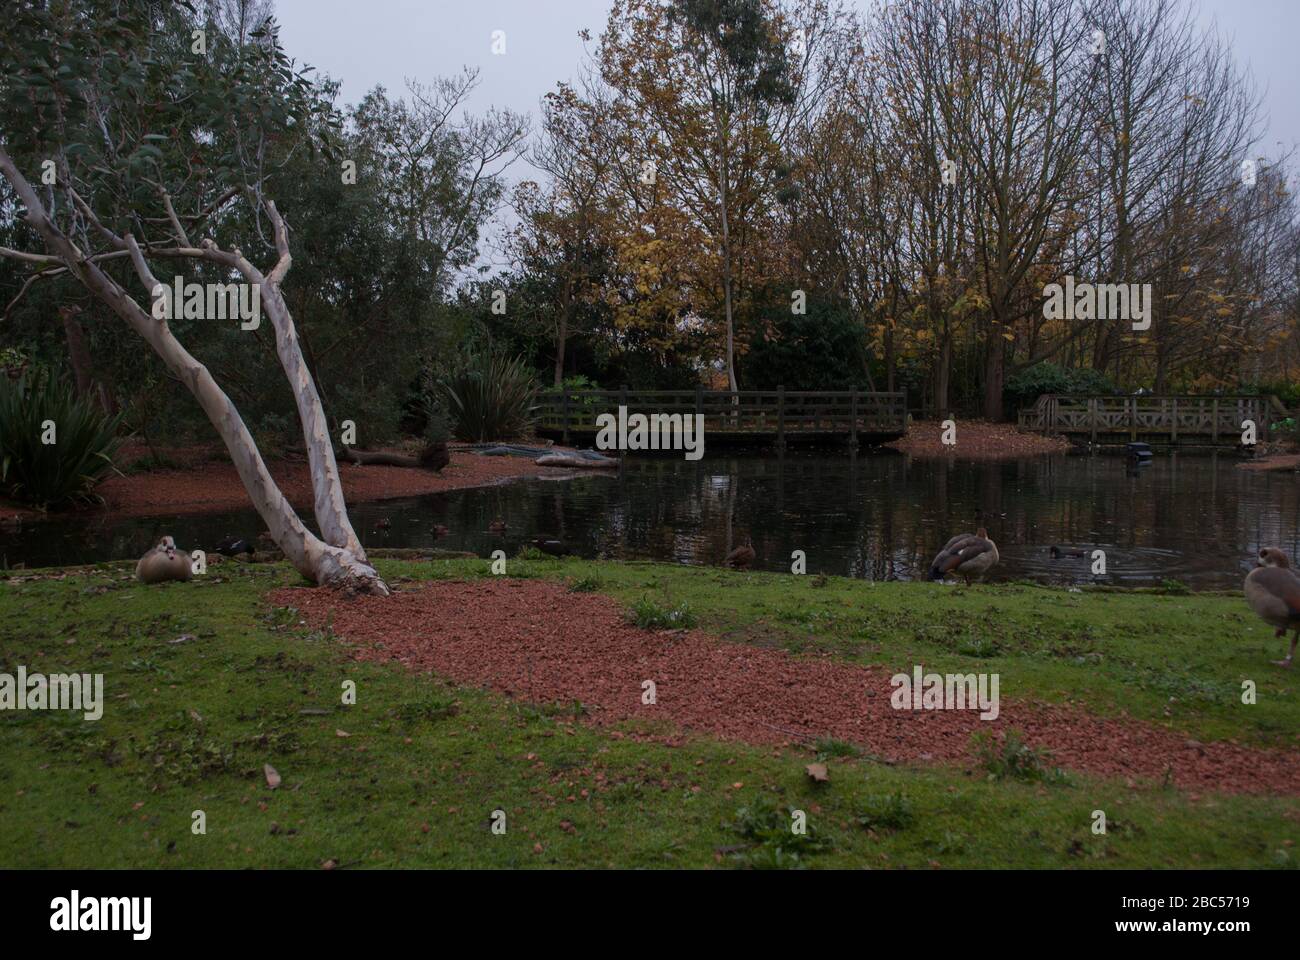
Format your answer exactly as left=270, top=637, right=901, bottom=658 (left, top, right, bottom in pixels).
left=4, top=451, right=1297, bottom=590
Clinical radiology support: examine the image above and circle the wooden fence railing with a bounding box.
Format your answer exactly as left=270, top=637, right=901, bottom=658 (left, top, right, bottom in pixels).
left=535, top=387, right=907, bottom=444
left=1017, top=394, right=1287, bottom=443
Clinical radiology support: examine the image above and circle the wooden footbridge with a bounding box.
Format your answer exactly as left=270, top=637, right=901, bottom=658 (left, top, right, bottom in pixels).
left=535, top=387, right=907, bottom=446
left=1017, top=394, right=1292, bottom=446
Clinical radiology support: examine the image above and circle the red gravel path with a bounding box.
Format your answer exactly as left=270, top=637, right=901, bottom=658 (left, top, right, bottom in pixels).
left=271, top=579, right=1300, bottom=796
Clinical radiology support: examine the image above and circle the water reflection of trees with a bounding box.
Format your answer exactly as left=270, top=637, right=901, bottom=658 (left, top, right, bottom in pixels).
left=8, top=452, right=1297, bottom=588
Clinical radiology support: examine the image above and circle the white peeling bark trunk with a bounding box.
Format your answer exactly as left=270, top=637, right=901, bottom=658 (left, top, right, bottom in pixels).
left=0, top=146, right=386, bottom=595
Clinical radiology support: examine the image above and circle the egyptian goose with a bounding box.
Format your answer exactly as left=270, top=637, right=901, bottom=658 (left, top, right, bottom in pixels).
left=135, top=536, right=194, bottom=584
left=929, top=527, right=999, bottom=585
left=723, top=539, right=755, bottom=569
left=1244, top=547, right=1300, bottom=667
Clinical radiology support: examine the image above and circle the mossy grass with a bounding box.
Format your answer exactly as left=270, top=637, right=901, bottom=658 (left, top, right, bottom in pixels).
left=0, top=557, right=1295, bottom=869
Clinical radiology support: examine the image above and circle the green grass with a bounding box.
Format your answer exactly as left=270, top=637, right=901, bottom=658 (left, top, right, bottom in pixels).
left=0, top=556, right=1296, bottom=869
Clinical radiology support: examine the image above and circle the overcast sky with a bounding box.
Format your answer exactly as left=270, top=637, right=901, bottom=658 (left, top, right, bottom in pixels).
left=274, top=0, right=1298, bottom=150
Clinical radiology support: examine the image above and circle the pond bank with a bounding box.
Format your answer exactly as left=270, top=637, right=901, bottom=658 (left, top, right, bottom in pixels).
left=2, top=445, right=576, bottom=522
left=886, top=420, right=1070, bottom=458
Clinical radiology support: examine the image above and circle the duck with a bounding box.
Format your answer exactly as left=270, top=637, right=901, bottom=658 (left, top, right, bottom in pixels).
left=135, top=536, right=194, bottom=584
left=723, top=539, right=755, bottom=569
left=1243, top=547, right=1300, bottom=668
left=532, top=537, right=570, bottom=557
left=1049, top=545, right=1086, bottom=559
left=215, top=536, right=255, bottom=559
left=489, top=518, right=507, bottom=533
left=929, top=528, right=999, bottom=586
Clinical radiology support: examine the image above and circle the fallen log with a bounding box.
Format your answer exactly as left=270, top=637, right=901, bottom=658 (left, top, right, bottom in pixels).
left=333, top=443, right=450, bottom=471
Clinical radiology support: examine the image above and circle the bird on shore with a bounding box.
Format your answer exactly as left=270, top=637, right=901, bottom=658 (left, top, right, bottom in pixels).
left=215, top=536, right=255, bottom=559
left=136, top=536, right=193, bottom=584
left=1049, top=545, right=1086, bottom=559
left=489, top=518, right=508, bottom=533
left=532, top=537, right=570, bottom=556
left=1243, top=547, right=1300, bottom=668
left=723, top=538, right=755, bottom=569
left=929, top=528, right=999, bottom=586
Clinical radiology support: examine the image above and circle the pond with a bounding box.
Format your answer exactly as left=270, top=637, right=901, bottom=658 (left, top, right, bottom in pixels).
left=4, top=450, right=1296, bottom=591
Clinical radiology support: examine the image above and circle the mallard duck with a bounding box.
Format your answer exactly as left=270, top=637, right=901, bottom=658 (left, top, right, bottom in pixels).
left=929, top=528, right=999, bottom=585
left=1244, top=547, right=1300, bottom=667
left=723, top=539, right=755, bottom=569
left=136, top=536, right=194, bottom=584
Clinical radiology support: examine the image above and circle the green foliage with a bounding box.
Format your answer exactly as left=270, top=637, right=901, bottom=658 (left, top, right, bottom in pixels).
left=857, top=792, right=916, bottom=832
left=729, top=794, right=828, bottom=868
left=973, top=730, right=1067, bottom=784
left=437, top=348, right=538, bottom=442
left=0, top=371, right=124, bottom=508
left=742, top=292, right=869, bottom=389
left=1004, top=363, right=1118, bottom=411
left=625, top=596, right=697, bottom=629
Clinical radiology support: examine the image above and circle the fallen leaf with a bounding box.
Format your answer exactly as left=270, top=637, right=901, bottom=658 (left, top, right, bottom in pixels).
left=805, top=763, right=829, bottom=783
left=264, top=764, right=281, bottom=789
left=335, top=729, right=350, bottom=738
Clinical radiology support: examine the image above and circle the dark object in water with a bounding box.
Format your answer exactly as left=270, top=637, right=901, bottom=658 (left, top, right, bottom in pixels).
left=1049, top=545, right=1086, bottom=559
left=215, top=536, right=254, bottom=558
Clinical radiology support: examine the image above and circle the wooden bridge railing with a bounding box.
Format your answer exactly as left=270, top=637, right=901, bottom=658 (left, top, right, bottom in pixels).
left=1018, top=394, right=1285, bottom=443
left=535, top=387, right=907, bottom=444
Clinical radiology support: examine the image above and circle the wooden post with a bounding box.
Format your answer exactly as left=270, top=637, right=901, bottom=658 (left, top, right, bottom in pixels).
left=1212, top=398, right=1219, bottom=443
left=850, top=386, right=859, bottom=447
left=1170, top=397, right=1178, bottom=444
left=1130, top=396, right=1137, bottom=441
left=1090, top=397, right=1098, bottom=445
left=777, top=385, right=785, bottom=449
left=561, top=390, right=570, bottom=445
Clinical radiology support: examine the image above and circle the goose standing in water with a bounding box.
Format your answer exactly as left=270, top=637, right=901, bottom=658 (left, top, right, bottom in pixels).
left=136, top=536, right=193, bottom=584
left=929, top=528, right=999, bottom=586
left=1244, top=547, right=1300, bottom=667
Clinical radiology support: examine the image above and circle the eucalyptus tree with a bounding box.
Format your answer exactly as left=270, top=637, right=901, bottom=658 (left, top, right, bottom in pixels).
left=0, top=0, right=386, bottom=593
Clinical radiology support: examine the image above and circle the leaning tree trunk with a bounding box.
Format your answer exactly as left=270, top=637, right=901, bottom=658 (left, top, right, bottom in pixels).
left=0, top=146, right=386, bottom=594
